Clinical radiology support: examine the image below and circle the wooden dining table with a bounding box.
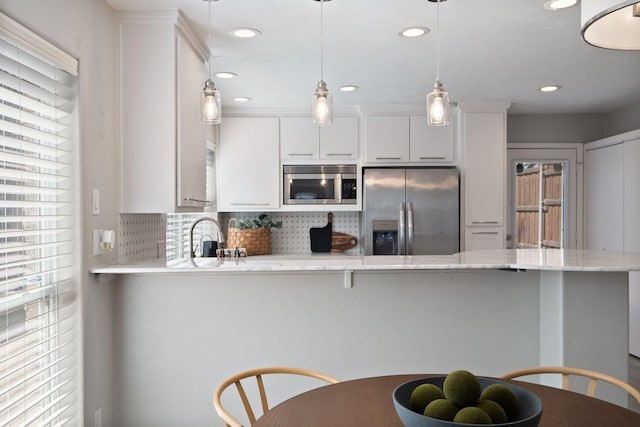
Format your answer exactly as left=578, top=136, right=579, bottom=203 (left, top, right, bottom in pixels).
left=253, top=374, right=640, bottom=427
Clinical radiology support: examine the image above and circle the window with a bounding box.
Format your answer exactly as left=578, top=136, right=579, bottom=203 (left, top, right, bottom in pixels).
left=0, top=13, right=79, bottom=426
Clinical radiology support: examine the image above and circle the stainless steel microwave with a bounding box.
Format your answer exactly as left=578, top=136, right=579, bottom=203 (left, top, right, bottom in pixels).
left=283, top=165, right=357, bottom=205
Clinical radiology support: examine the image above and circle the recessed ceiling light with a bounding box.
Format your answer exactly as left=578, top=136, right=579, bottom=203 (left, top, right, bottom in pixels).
left=229, top=28, right=261, bottom=39
left=215, top=72, right=237, bottom=79
left=233, top=97, right=252, bottom=102
left=540, top=85, right=561, bottom=92
left=399, top=27, right=430, bottom=38
left=339, top=85, right=359, bottom=92
left=543, top=0, right=578, bottom=11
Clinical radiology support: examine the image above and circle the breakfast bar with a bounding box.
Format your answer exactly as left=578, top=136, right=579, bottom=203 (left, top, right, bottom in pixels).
left=92, top=249, right=639, bottom=426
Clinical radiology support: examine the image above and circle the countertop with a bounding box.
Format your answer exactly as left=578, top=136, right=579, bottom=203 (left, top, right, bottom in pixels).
left=90, top=249, right=640, bottom=274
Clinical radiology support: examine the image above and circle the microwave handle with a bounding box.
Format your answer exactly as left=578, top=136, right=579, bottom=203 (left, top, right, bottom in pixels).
left=399, top=202, right=406, bottom=255
left=407, top=202, right=414, bottom=255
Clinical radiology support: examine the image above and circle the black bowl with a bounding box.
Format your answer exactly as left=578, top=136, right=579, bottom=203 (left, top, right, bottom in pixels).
left=393, top=377, right=542, bottom=427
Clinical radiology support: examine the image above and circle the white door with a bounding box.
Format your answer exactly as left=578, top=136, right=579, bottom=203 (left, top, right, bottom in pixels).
left=507, top=147, right=581, bottom=249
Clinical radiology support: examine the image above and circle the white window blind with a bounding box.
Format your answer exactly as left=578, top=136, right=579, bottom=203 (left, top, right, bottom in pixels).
left=0, top=12, right=79, bottom=427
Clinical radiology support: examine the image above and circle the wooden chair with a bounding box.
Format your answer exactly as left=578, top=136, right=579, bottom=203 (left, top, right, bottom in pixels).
left=213, top=366, right=341, bottom=427
left=500, top=366, right=640, bottom=405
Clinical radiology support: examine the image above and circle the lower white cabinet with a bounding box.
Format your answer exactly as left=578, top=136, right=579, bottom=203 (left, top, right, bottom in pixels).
left=217, top=117, right=280, bottom=211
left=464, top=228, right=504, bottom=251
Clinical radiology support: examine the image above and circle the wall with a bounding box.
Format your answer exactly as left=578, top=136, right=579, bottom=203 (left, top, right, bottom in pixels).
left=113, top=270, right=540, bottom=426
left=507, top=113, right=606, bottom=143
left=0, top=0, right=119, bottom=425
left=605, top=101, right=640, bottom=137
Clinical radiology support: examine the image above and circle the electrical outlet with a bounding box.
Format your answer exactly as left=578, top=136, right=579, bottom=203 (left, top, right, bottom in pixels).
left=94, top=408, right=102, bottom=427
left=93, top=229, right=104, bottom=256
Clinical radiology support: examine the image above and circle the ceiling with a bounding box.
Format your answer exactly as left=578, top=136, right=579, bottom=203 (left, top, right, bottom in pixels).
left=105, top=0, right=640, bottom=114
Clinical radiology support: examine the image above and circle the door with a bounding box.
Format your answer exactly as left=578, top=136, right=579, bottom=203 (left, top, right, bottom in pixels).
left=507, top=147, right=580, bottom=249
left=406, top=168, right=459, bottom=254
left=363, top=168, right=406, bottom=255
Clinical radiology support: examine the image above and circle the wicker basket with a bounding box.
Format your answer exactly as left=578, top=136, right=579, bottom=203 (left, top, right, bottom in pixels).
left=226, top=218, right=272, bottom=255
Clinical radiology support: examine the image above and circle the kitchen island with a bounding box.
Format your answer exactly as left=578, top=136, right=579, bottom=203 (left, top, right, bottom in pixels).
left=93, top=249, right=639, bottom=426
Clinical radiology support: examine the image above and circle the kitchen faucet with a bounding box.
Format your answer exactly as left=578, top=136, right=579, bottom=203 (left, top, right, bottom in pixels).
left=189, top=216, right=225, bottom=258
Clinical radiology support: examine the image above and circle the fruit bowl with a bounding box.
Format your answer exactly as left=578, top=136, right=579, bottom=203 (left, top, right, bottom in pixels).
left=393, top=377, right=542, bottom=427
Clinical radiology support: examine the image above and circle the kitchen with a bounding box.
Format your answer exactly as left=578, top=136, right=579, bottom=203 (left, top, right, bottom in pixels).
left=1, top=1, right=640, bottom=426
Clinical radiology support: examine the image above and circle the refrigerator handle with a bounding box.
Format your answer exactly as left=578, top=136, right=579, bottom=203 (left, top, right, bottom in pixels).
left=407, top=201, right=414, bottom=255
left=399, top=202, right=406, bottom=255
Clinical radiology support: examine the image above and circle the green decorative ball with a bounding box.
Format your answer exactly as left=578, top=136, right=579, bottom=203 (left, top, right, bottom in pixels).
left=477, top=399, right=508, bottom=424
left=410, top=384, right=445, bottom=413
left=424, top=398, right=459, bottom=421
left=480, top=383, right=519, bottom=420
left=452, top=407, right=492, bottom=424
left=443, top=370, right=482, bottom=408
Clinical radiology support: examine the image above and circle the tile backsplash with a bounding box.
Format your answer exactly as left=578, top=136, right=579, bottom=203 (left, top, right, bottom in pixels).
left=119, top=211, right=361, bottom=262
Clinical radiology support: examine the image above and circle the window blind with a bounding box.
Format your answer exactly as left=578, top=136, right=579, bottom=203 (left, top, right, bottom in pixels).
left=0, top=12, right=79, bottom=427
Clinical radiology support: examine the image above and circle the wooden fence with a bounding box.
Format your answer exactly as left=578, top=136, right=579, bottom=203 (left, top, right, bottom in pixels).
left=515, top=164, right=563, bottom=248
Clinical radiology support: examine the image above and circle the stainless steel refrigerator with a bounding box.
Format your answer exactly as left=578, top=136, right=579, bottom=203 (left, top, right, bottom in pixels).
left=362, top=167, right=459, bottom=255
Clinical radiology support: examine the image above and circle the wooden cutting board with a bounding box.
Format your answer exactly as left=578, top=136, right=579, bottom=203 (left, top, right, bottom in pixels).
left=331, top=231, right=358, bottom=252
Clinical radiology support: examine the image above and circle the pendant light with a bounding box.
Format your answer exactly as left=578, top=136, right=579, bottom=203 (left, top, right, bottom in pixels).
left=201, top=0, right=222, bottom=124
left=426, top=0, right=450, bottom=126
left=312, top=0, right=333, bottom=125
left=581, top=0, right=640, bottom=50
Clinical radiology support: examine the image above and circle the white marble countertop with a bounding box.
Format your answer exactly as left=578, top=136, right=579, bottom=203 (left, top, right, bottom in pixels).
left=89, top=249, right=640, bottom=274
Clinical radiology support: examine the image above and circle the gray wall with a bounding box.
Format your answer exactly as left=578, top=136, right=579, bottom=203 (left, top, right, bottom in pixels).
left=507, top=113, right=606, bottom=143
left=0, top=0, right=120, bottom=425
left=605, top=101, right=640, bottom=137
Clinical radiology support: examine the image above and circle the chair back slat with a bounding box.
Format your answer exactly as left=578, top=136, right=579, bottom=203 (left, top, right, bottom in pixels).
left=256, top=374, right=270, bottom=413
left=235, top=380, right=257, bottom=425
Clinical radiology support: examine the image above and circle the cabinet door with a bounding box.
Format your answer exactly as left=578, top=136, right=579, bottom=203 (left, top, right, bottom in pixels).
left=585, top=143, right=623, bottom=251
left=320, top=117, right=358, bottom=160
left=176, top=34, right=207, bottom=208
left=280, top=117, right=319, bottom=161
left=409, top=115, right=454, bottom=162
left=464, top=112, right=505, bottom=227
left=464, top=228, right=504, bottom=251
left=365, top=116, right=409, bottom=163
left=218, top=117, right=280, bottom=211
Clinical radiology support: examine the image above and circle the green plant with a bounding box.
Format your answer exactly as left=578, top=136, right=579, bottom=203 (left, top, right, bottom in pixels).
left=235, top=213, right=282, bottom=230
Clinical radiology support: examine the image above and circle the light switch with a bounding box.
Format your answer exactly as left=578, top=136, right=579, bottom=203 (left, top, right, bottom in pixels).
left=92, top=188, right=100, bottom=215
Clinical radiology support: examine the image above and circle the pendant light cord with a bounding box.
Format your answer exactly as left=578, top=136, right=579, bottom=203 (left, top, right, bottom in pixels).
left=208, top=0, right=212, bottom=79
left=320, top=0, right=324, bottom=82
left=436, top=0, right=441, bottom=82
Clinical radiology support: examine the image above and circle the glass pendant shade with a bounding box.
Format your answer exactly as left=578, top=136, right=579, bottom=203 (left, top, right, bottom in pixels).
left=427, top=80, right=450, bottom=126
left=581, top=0, right=640, bottom=50
left=201, top=79, right=221, bottom=124
left=312, top=80, right=333, bottom=125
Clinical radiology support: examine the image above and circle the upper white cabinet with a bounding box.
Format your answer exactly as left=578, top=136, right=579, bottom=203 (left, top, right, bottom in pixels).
left=409, top=115, right=455, bottom=162
left=280, top=116, right=358, bottom=162
left=365, top=116, right=410, bottom=163
left=117, top=10, right=208, bottom=213
left=218, top=117, right=280, bottom=211
left=364, top=114, right=455, bottom=164
left=459, top=102, right=510, bottom=250
left=319, top=117, right=359, bottom=160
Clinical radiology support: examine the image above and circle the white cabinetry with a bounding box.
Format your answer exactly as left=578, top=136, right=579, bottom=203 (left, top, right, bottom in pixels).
left=117, top=10, right=208, bottom=213
left=217, top=117, right=280, bottom=211
left=364, top=114, right=455, bottom=164
left=409, top=115, right=455, bottom=162
left=584, top=130, right=640, bottom=357
left=280, top=116, right=358, bottom=162
left=459, top=102, right=510, bottom=250
left=365, top=116, right=410, bottom=163
left=585, top=142, right=623, bottom=251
